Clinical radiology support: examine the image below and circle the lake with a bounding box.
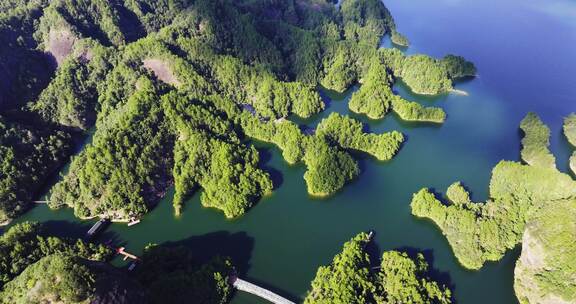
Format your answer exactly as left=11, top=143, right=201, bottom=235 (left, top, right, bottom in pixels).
left=9, top=0, right=576, bottom=303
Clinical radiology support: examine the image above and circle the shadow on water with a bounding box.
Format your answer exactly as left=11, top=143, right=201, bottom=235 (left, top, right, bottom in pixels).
left=367, top=236, right=456, bottom=302
left=40, top=220, right=93, bottom=240
left=396, top=132, right=409, bottom=153
left=453, top=76, right=476, bottom=86
left=160, top=231, right=255, bottom=277
left=39, top=219, right=125, bottom=247
left=347, top=130, right=408, bottom=167
left=257, top=147, right=284, bottom=190
left=365, top=236, right=383, bottom=268
left=454, top=181, right=483, bottom=204
left=354, top=153, right=370, bottom=175
left=516, top=128, right=526, bottom=164
left=557, top=129, right=575, bottom=177
left=319, top=85, right=358, bottom=102
left=393, top=80, right=449, bottom=104
left=98, top=229, right=126, bottom=248
left=318, top=89, right=334, bottom=109
left=431, top=182, right=485, bottom=205
left=428, top=188, right=451, bottom=206
left=396, top=246, right=457, bottom=300
left=391, top=112, right=445, bottom=130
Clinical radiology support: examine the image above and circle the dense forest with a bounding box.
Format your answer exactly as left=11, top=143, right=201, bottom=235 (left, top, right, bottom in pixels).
left=565, top=113, right=576, bottom=174
left=0, top=222, right=233, bottom=304
left=411, top=112, right=576, bottom=303
left=1, top=0, right=573, bottom=303
left=304, top=232, right=452, bottom=304
left=0, top=0, right=474, bottom=222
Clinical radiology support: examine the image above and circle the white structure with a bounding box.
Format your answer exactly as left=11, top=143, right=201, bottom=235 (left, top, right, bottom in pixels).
left=232, top=278, right=295, bottom=304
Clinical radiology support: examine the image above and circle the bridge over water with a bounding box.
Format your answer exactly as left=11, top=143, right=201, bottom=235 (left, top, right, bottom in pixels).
left=231, top=277, right=295, bottom=304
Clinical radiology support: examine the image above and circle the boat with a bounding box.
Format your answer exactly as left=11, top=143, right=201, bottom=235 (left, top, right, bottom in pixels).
left=85, top=218, right=110, bottom=240
left=127, top=219, right=141, bottom=226
left=367, top=230, right=375, bottom=241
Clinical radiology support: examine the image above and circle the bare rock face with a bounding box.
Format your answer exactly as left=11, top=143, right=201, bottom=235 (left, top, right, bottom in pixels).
left=514, top=199, right=576, bottom=304
left=46, top=29, right=76, bottom=66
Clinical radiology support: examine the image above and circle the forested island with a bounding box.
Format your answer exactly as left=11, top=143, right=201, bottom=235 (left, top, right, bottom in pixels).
left=411, top=112, right=576, bottom=303
left=0, top=0, right=474, bottom=223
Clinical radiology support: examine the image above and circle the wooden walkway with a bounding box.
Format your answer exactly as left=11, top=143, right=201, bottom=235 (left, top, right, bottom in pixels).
left=232, top=277, right=295, bottom=304
left=117, top=247, right=139, bottom=261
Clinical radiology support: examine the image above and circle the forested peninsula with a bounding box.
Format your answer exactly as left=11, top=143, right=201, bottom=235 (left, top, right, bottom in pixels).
left=411, top=112, right=576, bottom=303
left=0, top=222, right=233, bottom=303
left=304, top=232, right=452, bottom=304
left=0, top=0, right=474, bottom=222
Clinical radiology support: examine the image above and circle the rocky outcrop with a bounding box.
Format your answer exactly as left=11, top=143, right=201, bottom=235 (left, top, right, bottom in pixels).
left=46, top=28, right=76, bottom=66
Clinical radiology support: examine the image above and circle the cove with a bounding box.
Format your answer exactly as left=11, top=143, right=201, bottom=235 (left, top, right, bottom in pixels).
left=6, top=0, right=576, bottom=303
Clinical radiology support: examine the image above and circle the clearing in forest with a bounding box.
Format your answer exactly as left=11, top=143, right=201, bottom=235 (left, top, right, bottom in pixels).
left=47, top=29, right=76, bottom=66
left=143, top=58, right=181, bottom=86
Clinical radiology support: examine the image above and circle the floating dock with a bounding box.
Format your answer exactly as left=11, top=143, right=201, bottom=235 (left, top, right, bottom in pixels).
left=117, top=247, right=139, bottom=261
left=127, top=219, right=140, bottom=226
left=85, top=218, right=110, bottom=240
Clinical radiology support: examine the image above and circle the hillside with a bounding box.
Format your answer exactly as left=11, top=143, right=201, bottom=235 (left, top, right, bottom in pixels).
left=0, top=222, right=233, bottom=304
left=411, top=113, right=576, bottom=303
left=0, top=0, right=474, bottom=222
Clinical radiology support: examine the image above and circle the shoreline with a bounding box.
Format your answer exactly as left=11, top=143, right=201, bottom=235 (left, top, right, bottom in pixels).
left=391, top=109, right=446, bottom=124
left=307, top=190, right=331, bottom=198
left=350, top=105, right=445, bottom=123
left=79, top=214, right=134, bottom=223
left=450, top=88, right=469, bottom=96
left=348, top=106, right=385, bottom=120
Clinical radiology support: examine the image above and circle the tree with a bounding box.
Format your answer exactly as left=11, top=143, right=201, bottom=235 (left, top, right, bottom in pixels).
left=411, top=113, right=576, bottom=270
left=304, top=232, right=452, bottom=304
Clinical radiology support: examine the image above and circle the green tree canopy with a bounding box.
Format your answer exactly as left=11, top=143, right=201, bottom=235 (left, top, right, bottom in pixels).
left=304, top=232, right=452, bottom=304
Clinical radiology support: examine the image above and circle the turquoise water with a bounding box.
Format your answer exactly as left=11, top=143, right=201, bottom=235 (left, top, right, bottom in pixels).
left=8, top=0, right=576, bottom=303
